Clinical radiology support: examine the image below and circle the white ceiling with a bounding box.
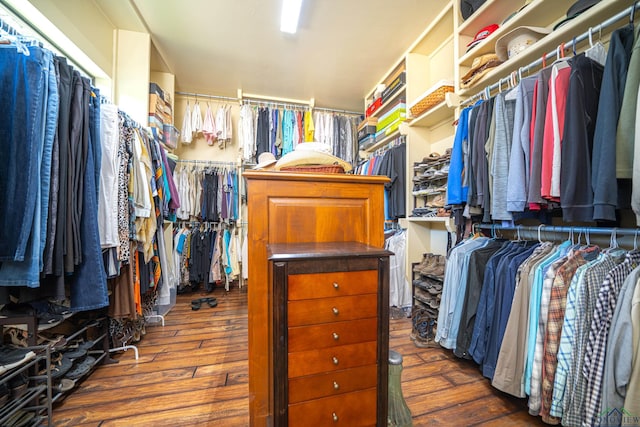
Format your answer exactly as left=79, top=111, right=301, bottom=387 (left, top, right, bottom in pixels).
left=95, top=0, right=450, bottom=112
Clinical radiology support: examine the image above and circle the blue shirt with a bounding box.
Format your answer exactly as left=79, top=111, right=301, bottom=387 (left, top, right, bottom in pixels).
left=483, top=243, right=539, bottom=379
left=440, top=238, right=491, bottom=349
left=524, top=240, right=572, bottom=395
left=468, top=240, right=514, bottom=363
left=447, top=106, right=470, bottom=205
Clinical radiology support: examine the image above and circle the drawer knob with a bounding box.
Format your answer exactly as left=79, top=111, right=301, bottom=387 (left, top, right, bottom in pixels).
left=332, top=307, right=339, bottom=316
left=333, top=381, right=340, bottom=390
left=332, top=332, right=339, bottom=341
left=332, top=356, right=339, bottom=365
left=333, top=282, right=339, bottom=289
left=332, top=412, right=339, bottom=422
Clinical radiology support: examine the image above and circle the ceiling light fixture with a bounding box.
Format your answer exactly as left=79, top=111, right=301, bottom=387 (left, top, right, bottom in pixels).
left=280, top=0, right=303, bottom=34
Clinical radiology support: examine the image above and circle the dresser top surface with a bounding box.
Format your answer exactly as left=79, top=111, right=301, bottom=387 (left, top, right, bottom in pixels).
left=243, top=170, right=389, bottom=184
left=268, top=241, right=393, bottom=261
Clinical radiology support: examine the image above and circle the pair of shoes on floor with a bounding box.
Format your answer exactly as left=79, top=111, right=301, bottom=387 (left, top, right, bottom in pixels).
left=410, top=308, right=440, bottom=348
left=191, top=297, right=218, bottom=310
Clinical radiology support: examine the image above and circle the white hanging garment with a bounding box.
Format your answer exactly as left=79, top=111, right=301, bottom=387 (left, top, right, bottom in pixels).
left=239, top=104, right=255, bottom=161
left=202, top=103, right=217, bottom=146
left=191, top=101, right=203, bottom=137
left=215, top=105, right=226, bottom=148
left=180, top=101, right=193, bottom=144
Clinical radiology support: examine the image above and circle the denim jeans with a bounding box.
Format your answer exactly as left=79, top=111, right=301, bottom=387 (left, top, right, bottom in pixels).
left=0, top=46, right=58, bottom=286
left=0, top=44, right=47, bottom=262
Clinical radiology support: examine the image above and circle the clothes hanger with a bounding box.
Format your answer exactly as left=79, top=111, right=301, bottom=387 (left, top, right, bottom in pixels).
left=585, top=26, right=607, bottom=65
left=537, top=224, right=545, bottom=244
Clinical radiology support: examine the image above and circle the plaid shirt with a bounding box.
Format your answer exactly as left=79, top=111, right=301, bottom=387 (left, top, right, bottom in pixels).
left=549, top=260, right=591, bottom=418
left=529, top=256, right=567, bottom=415
left=541, top=251, right=591, bottom=424
left=562, top=253, right=623, bottom=427
left=583, top=251, right=640, bottom=426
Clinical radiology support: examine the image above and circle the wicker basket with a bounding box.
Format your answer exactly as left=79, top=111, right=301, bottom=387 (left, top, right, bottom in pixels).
left=280, top=164, right=345, bottom=174
left=409, top=80, right=454, bottom=117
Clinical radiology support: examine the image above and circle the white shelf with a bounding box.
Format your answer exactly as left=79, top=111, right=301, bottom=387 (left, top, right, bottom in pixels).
left=408, top=101, right=454, bottom=128
left=408, top=216, right=450, bottom=223
left=458, top=0, right=630, bottom=95
left=361, top=129, right=403, bottom=152
left=458, top=0, right=575, bottom=67
left=409, top=2, right=455, bottom=55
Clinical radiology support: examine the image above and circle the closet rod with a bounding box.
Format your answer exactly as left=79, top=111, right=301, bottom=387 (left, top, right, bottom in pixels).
left=175, top=91, right=239, bottom=103
left=461, top=0, right=640, bottom=107
left=240, top=91, right=312, bottom=108
left=176, top=159, right=238, bottom=166
left=177, top=90, right=362, bottom=115
left=309, top=106, right=363, bottom=116
left=477, top=223, right=640, bottom=238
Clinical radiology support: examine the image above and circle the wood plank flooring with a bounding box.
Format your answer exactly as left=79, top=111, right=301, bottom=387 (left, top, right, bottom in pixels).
left=52, top=287, right=545, bottom=426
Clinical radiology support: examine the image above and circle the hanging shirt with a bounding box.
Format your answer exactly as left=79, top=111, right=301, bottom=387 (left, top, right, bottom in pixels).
left=541, top=61, right=570, bottom=203
left=560, top=54, right=604, bottom=222
left=507, top=77, right=536, bottom=212
left=202, top=103, right=217, bottom=146
left=191, top=101, right=203, bottom=137
left=239, top=104, right=255, bottom=162
left=549, top=63, right=572, bottom=200
left=181, top=100, right=193, bottom=144
left=304, top=110, right=315, bottom=142
left=282, top=109, right=294, bottom=155
left=528, top=67, right=553, bottom=210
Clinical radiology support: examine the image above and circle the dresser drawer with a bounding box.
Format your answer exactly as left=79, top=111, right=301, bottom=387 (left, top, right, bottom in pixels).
left=288, top=294, right=378, bottom=327
left=288, top=341, right=377, bottom=378
left=288, top=387, right=377, bottom=427
left=288, top=318, right=377, bottom=352
left=288, top=270, right=378, bottom=300
left=288, top=364, right=377, bottom=403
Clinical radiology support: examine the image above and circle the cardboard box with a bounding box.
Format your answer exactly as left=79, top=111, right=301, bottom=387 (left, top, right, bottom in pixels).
left=377, top=107, right=406, bottom=131
left=366, top=97, right=383, bottom=117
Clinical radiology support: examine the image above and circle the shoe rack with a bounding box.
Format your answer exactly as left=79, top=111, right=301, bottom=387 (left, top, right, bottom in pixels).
left=0, top=345, right=52, bottom=426
left=409, top=253, right=445, bottom=347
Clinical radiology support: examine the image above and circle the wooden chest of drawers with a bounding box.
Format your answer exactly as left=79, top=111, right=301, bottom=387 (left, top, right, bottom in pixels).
left=269, top=242, right=391, bottom=427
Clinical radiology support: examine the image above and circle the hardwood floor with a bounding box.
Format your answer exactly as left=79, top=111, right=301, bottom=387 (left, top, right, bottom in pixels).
left=52, top=286, right=545, bottom=426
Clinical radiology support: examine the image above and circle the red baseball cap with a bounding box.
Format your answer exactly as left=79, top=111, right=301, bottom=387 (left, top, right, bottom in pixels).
left=467, top=24, right=499, bottom=47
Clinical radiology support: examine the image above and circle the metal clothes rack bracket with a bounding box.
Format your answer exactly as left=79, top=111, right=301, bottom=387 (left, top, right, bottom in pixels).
left=461, top=0, right=640, bottom=107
